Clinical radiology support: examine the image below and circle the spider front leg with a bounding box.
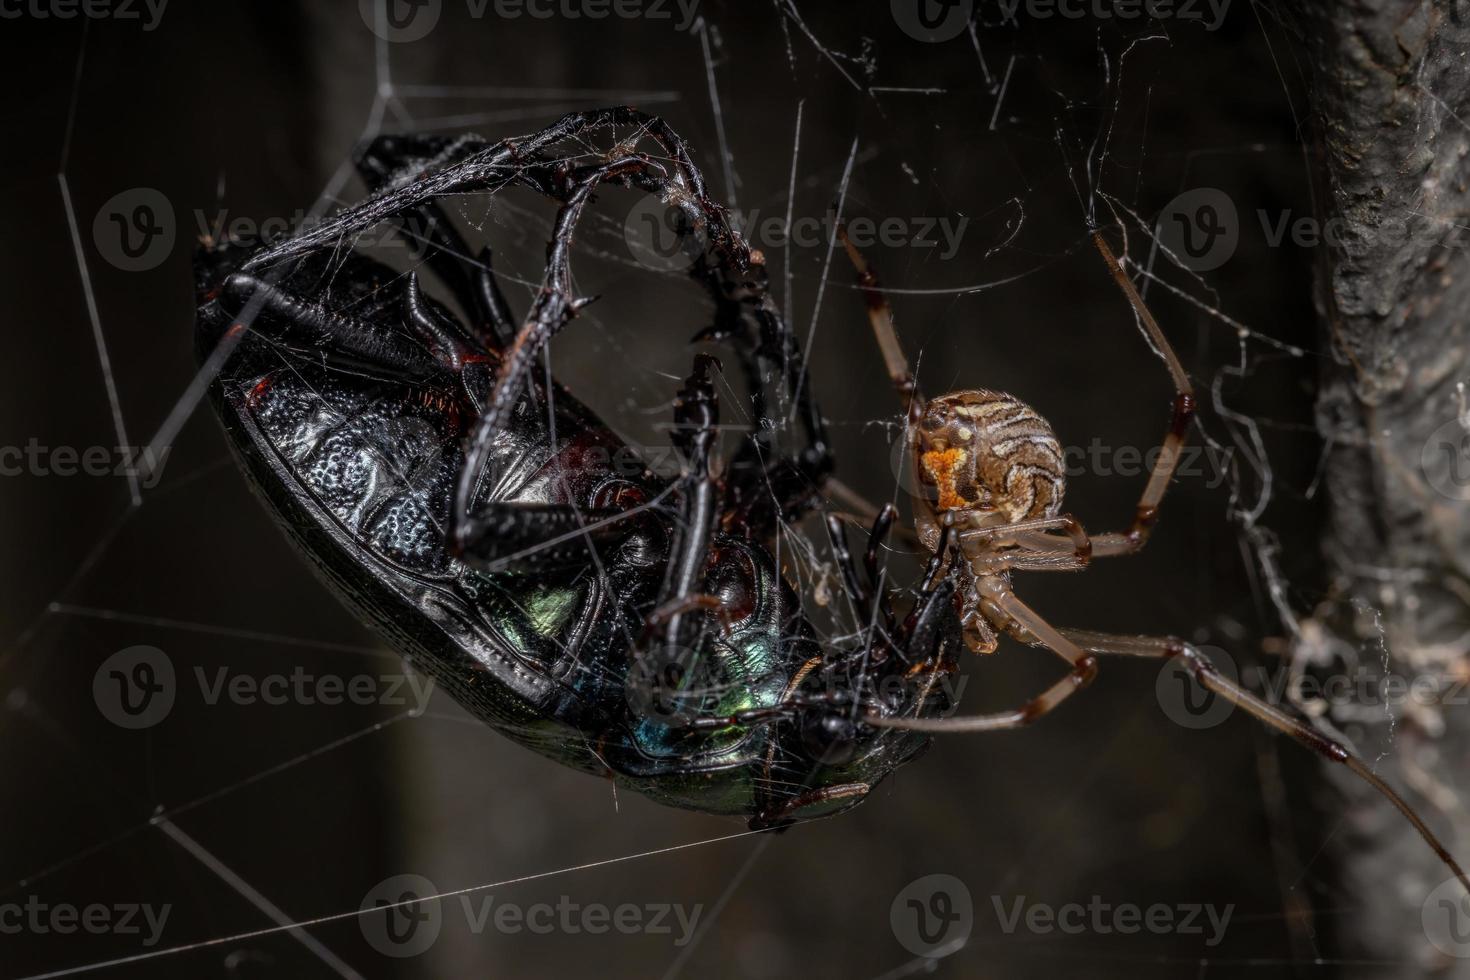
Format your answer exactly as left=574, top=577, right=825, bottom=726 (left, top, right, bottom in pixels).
left=1058, top=629, right=1470, bottom=893
left=867, top=603, right=1470, bottom=894
left=1084, top=231, right=1197, bottom=558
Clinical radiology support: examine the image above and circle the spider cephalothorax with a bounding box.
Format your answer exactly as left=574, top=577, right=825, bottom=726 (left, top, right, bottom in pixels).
left=913, top=389, right=1066, bottom=540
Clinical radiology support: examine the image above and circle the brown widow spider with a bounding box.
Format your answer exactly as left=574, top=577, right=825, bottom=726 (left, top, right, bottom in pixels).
left=838, top=224, right=1470, bottom=894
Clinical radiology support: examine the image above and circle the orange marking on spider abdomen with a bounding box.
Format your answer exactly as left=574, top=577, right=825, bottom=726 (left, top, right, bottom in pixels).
left=915, top=389, right=1066, bottom=521
left=920, top=447, right=971, bottom=511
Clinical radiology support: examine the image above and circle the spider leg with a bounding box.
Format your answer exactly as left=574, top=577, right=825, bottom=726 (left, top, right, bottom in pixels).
left=838, top=226, right=925, bottom=423
left=1084, top=231, right=1198, bottom=558
left=867, top=603, right=1470, bottom=894
left=953, top=514, right=1095, bottom=573
left=871, top=581, right=1100, bottom=731
left=1061, top=629, right=1470, bottom=894
left=356, top=134, right=519, bottom=348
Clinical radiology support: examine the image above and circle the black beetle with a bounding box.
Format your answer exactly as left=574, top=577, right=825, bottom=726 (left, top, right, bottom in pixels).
left=194, top=108, right=963, bottom=828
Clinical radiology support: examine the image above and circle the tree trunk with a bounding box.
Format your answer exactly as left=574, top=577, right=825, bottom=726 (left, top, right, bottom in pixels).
left=1299, top=0, right=1470, bottom=971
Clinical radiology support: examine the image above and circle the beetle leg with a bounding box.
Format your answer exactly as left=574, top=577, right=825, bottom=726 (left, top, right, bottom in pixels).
left=823, top=510, right=901, bottom=660
left=645, top=353, right=722, bottom=661
left=219, top=271, right=444, bottom=380
left=695, top=255, right=834, bottom=538
left=356, top=133, right=519, bottom=350
left=453, top=502, right=633, bottom=573
left=749, top=782, right=870, bottom=831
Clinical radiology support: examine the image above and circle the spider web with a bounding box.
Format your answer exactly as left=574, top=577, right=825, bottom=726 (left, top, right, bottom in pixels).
left=1, top=2, right=1423, bottom=977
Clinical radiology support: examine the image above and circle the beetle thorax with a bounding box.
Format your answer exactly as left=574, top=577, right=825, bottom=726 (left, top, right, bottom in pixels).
left=912, top=389, right=1066, bottom=530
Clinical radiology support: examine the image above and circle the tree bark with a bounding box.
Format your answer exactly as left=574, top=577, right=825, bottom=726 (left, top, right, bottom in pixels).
left=1299, top=0, right=1470, bottom=971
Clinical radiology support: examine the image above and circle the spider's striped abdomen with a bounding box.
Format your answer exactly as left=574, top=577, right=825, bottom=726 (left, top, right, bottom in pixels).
left=914, top=389, right=1066, bottom=527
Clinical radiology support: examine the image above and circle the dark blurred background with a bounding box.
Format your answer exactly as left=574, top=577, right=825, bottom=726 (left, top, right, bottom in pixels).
left=0, top=2, right=1346, bottom=977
